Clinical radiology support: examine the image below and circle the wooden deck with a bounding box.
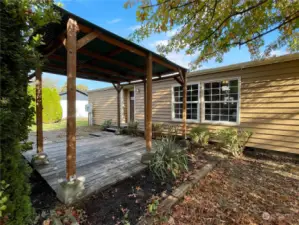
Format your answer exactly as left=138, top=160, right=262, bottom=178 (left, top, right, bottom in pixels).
left=23, top=132, right=147, bottom=198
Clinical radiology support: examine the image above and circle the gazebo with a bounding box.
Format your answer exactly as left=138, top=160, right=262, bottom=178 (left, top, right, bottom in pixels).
left=31, top=6, right=187, bottom=203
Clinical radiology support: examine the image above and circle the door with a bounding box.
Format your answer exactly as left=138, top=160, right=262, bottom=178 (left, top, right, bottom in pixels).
left=129, top=91, right=134, bottom=122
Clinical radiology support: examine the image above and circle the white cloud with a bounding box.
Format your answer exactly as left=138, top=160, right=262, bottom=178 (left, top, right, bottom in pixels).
left=269, top=49, right=287, bottom=57
left=150, top=39, right=169, bottom=48
left=107, top=18, right=122, bottom=24
left=129, top=25, right=141, bottom=31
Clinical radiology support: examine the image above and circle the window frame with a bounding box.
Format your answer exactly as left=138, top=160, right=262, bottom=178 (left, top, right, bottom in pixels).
left=201, top=77, right=241, bottom=125
left=171, top=82, right=201, bottom=122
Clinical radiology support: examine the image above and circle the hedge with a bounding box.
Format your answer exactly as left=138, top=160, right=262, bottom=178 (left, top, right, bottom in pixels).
left=28, top=86, right=63, bottom=124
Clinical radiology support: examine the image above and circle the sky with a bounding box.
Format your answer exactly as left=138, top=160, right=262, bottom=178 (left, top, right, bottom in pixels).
left=45, top=0, right=288, bottom=91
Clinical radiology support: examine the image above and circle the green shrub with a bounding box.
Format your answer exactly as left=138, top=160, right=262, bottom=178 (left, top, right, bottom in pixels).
left=216, top=128, right=252, bottom=157
left=28, top=86, right=63, bottom=124
left=99, top=119, right=112, bottom=130
left=189, top=126, right=210, bottom=147
left=0, top=1, right=59, bottom=224
left=127, top=121, right=139, bottom=136
left=149, top=135, right=188, bottom=181
left=152, top=122, right=164, bottom=139
left=0, top=181, right=9, bottom=218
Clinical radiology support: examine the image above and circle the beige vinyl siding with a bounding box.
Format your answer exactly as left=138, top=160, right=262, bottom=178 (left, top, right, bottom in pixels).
left=135, top=59, right=299, bottom=154
left=88, top=87, right=126, bottom=125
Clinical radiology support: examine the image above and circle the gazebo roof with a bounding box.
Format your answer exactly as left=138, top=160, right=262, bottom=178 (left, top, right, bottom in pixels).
left=39, top=5, right=187, bottom=83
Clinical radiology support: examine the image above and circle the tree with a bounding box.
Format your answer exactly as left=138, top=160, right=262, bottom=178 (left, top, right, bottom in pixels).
left=28, top=86, right=63, bottom=124
left=60, top=82, right=88, bottom=93
left=0, top=1, right=59, bottom=224
left=125, top=0, right=299, bottom=69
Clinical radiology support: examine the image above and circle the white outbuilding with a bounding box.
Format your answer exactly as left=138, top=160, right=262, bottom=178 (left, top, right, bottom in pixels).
left=59, top=89, right=88, bottom=119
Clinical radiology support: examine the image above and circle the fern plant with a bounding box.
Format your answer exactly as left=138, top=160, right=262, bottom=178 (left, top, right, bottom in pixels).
left=149, top=135, right=188, bottom=181
left=189, top=126, right=210, bottom=147
left=216, top=128, right=252, bottom=157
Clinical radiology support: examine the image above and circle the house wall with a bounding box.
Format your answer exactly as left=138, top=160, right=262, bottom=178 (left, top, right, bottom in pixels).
left=134, top=59, right=299, bottom=154
left=88, top=87, right=126, bottom=125
left=60, top=91, right=88, bottom=118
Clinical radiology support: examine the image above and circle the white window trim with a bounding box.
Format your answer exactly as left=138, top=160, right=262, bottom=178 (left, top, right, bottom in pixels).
left=201, top=77, right=241, bottom=125
left=171, top=82, right=201, bottom=123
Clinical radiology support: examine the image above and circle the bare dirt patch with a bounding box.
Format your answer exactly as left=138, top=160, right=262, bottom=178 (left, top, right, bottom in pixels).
left=169, top=151, right=299, bottom=225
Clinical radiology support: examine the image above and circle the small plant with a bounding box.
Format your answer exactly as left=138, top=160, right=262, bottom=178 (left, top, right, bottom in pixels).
left=127, top=121, right=139, bottom=136
left=0, top=180, right=9, bottom=219
left=147, top=197, right=160, bottom=216
left=189, top=126, right=210, bottom=148
left=120, top=207, right=130, bottom=225
left=152, top=122, right=164, bottom=139
left=149, top=135, right=188, bottom=181
left=216, top=128, right=252, bottom=157
left=99, top=119, right=112, bottom=130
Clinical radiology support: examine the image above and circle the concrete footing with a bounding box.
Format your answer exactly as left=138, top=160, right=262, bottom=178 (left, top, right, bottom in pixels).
left=56, top=178, right=85, bottom=204
left=31, top=152, right=49, bottom=166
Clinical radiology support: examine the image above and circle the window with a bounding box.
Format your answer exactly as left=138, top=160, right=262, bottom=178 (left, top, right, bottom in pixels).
left=172, top=84, right=199, bottom=121
left=203, top=79, right=240, bottom=123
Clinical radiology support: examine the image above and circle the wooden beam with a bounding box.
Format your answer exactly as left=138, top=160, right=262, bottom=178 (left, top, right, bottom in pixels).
left=78, top=48, right=145, bottom=73
left=146, top=53, right=153, bottom=151
left=76, top=31, right=98, bottom=50
left=174, top=76, right=183, bottom=85
left=122, top=73, right=181, bottom=86
left=107, top=48, right=124, bottom=57
left=152, top=57, right=179, bottom=71
left=113, top=83, right=123, bottom=130
left=181, top=70, right=187, bottom=139
left=143, top=80, right=146, bottom=139
left=80, top=64, right=137, bottom=80
left=66, top=18, right=78, bottom=181
left=44, top=31, right=66, bottom=56
left=78, top=24, right=182, bottom=72
left=78, top=24, right=146, bottom=56
left=35, top=67, right=43, bottom=154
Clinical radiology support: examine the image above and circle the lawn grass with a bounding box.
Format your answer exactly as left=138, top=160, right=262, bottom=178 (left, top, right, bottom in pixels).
left=30, top=118, right=88, bottom=131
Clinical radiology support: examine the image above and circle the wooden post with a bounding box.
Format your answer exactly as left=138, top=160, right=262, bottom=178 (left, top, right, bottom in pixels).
left=66, top=18, right=78, bottom=181
left=182, top=70, right=187, bottom=138
left=146, top=53, right=152, bottom=151
left=113, top=83, right=123, bottom=130
left=35, top=67, right=43, bottom=153
left=143, top=80, right=146, bottom=139
left=117, top=87, right=121, bottom=130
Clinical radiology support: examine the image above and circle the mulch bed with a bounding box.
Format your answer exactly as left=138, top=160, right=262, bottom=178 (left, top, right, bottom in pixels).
left=169, top=153, right=299, bottom=225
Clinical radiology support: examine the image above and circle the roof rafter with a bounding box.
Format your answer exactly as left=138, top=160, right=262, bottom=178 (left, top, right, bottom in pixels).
left=78, top=48, right=145, bottom=73
left=77, top=23, right=180, bottom=72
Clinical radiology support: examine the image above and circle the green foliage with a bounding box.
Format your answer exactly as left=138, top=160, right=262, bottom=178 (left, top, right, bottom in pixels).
left=127, top=121, right=139, bottom=136
left=0, top=181, right=9, bottom=218
left=125, top=0, right=299, bottom=69
left=147, top=198, right=159, bottom=215
left=149, top=135, right=188, bottom=181
left=28, top=86, right=63, bottom=124
left=99, top=119, right=112, bottom=130
left=216, top=128, right=252, bottom=157
left=152, top=122, right=164, bottom=139
left=189, top=126, right=210, bottom=147
left=0, top=1, right=60, bottom=224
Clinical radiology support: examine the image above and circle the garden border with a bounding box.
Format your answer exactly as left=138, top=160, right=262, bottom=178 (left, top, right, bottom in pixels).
left=137, top=161, right=219, bottom=225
